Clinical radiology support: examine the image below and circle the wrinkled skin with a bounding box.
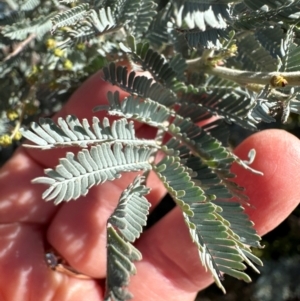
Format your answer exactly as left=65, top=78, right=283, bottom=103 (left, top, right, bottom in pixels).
left=0, top=72, right=299, bottom=301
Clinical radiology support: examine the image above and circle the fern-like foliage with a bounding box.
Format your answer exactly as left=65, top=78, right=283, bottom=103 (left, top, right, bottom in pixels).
left=233, top=33, right=278, bottom=72
left=65, top=7, right=117, bottom=44
left=108, top=175, right=150, bottom=242
left=33, top=143, right=153, bottom=204
left=102, top=63, right=178, bottom=107
left=106, top=175, right=150, bottom=300
left=178, top=76, right=257, bottom=130
left=243, top=0, right=300, bottom=24
left=106, top=226, right=141, bottom=301
left=121, top=41, right=178, bottom=88
left=280, top=27, right=300, bottom=72
left=145, top=2, right=171, bottom=47
left=51, top=3, right=90, bottom=33
left=121, top=0, right=157, bottom=39
left=153, top=155, right=262, bottom=293
left=2, top=13, right=53, bottom=40
left=20, top=115, right=158, bottom=149
left=20, top=0, right=41, bottom=11
left=101, top=89, right=259, bottom=192
left=174, top=1, right=231, bottom=30
left=254, top=26, right=284, bottom=59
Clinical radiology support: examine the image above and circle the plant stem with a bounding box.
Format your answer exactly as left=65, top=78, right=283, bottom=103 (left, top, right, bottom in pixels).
left=3, top=33, right=36, bottom=62
left=207, top=65, right=300, bottom=87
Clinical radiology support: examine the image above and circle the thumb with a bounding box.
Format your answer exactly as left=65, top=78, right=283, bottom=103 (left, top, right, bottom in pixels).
left=232, top=128, right=300, bottom=236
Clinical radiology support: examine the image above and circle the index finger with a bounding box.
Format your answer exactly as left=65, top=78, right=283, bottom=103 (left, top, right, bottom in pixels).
left=25, top=71, right=128, bottom=168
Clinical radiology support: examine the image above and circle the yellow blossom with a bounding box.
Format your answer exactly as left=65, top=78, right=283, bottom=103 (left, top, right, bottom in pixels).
left=229, top=44, right=238, bottom=54
left=271, top=75, right=288, bottom=87
left=54, top=48, right=65, bottom=57
left=0, top=135, right=12, bottom=147
left=63, top=59, right=73, bottom=70
left=46, top=38, right=56, bottom=49
left=76, top=43, right=85, bottom=51
left=27, top=65, right=39, bottom=85
left=6, top=109, right=19, bottom=121
left=13, top=131, right=22, bottom=141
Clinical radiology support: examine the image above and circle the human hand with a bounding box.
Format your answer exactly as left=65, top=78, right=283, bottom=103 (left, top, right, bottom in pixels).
left=0, top=72, right=299, bottom=301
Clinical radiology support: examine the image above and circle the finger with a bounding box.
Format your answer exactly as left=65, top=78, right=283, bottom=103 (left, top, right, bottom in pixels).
left=131, top=208, right=212, bottom=301
left=23, top=71, right=164, bottom=199
left=25, top=68, right=160, bottom=168
left=57, top=71, right=117, bottom=120
left=0, top=223, right=103, bottom=301
left=24, top=72, right=131, bottom=168
left=3, top=70, right=163, bottom=275
left=126, top=129, right=300, bottom=300
left=46, top=167, right=166, bottom=278
left=25, top=71, right=156, bottom=168
left=0, top=148, right=58, bottom=223
left=1, top=145, right=162, bottom=228
left=0, top=72, right=117, bottom=224
left=2, top=69, right=164, bottom=221
left=231, top=129, right=300, bottom=236
left=45, top=112, right=165, bottom=279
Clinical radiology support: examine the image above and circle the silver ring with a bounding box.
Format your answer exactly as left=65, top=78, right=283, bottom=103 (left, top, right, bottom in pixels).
left=45, top=251, right=91, bottom=280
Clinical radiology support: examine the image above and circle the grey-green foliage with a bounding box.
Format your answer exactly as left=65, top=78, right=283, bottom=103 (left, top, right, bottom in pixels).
left=51, top=3, right=90, bottom=33
left=2, top=13, right=53, bottom=40
left=2, top=0, right=300, bottom=299
left=106, top=175, right=150, bottom=301
left=20, top=115, right=158, bottom=149
left=33, top=143, right=153, bottom=204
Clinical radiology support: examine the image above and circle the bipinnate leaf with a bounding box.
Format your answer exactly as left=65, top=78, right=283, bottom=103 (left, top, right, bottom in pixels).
left=121, top=41, right=177, bottom=88
left=103, top=91, right=172, bottom=129
left=2, top=13, right=53, bottom=40
left=153, top=155, right=262, bottom=292
left=9, top=0, right=299, bottom=297
left=102, top=89, right=259, bottom=201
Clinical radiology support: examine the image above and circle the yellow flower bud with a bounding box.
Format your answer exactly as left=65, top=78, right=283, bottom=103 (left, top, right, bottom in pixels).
left=46, top=39, right=57, bottom=49
left=13, top=131, right=22, bottom=141
left=6, top=109, right=19, bottom=121
left=76, top=43, right=85, bottom=51
left=63, top=59, right=73, bottom=70
left=229, top=44, right=238, bottom=54
left=26, top=65, right=39, bottom=84
left=54, top=48, right=65, bottom=57
left=271, top=75, right=288, bottom=87
left=0, top=135, right=12, bottom=147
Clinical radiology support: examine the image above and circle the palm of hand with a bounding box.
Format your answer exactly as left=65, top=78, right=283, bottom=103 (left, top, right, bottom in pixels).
left=0, top=72, right=299, bottom=301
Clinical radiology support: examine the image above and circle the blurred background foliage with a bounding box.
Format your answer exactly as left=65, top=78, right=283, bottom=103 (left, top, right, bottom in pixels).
left=0, top=0, right=109, bottom=156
